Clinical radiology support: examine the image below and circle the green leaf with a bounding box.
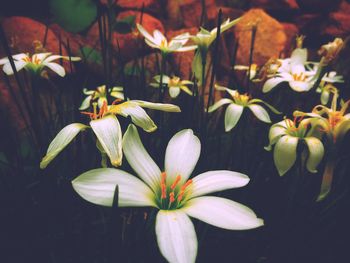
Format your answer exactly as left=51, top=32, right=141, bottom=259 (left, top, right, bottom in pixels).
left=50, top=0, right=97, bottom=33
left=114, top=15, right=136, bottom=34
left=79, top=46, right=103, bottom=64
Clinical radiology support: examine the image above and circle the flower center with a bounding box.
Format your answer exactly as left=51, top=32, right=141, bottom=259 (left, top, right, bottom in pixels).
left=292, top=72, right=307, bottom=82
left=81, top=101, right=108, bottom=120
left=158, top=172, right=192, bottom=210
left=285, top=116, right=308, bottom=138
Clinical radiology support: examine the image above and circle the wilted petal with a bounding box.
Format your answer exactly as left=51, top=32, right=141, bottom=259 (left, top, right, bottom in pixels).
left=274, top=135, right=298, bottom=176
left=165, top=129, right=201, bottom=183
left=208, top=98, right=233, bottom=113
left=189, top=170, right=250, bottom=199
left=184, top=196, right=264, bottom=230
left=90, top=115, right=123, bottom=167
left=225, top=103, right=244, bottom=132
left=248, top=104, right=271, bottom=123
left=262, top=77, right=286, bottom=93
left=156, top=210, right=197, bottom=263
left=123, top=124, right=161, bottom=191
left=72, top=168, right=155, bottom=207
left=40, top=123, right=89, bottom=169
left=304, top=137, right=324, bottom=173
left=43, top=62, right=66, bottom=77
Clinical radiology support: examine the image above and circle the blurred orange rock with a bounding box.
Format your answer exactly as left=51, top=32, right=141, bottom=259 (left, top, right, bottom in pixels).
left=179, top=0, right=217, bottom=28
left=234, top=9, right=287, bottom=66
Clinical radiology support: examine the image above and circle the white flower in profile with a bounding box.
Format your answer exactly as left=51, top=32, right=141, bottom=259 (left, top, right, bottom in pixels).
left=263, top=48, right=316, bottom=93
left=209, top=85, right=280, bottom=132
left=72, top=124, right=264, bottom=263
left=150, top=75, right=193, bottom=98
left=136, top=24, right=197, bottom=54
left=40, top=100, right=180, bottom=169
left=0, top=52, right=81, bottom=77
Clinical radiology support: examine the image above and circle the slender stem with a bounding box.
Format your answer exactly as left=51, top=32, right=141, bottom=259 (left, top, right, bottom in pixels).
left=246, top=25, right=257, bottom=94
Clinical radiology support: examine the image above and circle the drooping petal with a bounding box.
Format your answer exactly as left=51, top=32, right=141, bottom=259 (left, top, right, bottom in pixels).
left=266, top=121, right=287, bottom=150
left=72, top=168, right=155, bottom=207
left=43, top=55, right=81, bottom=63
left=114, top=102, right=157, bottom=132
left=304, top=137, right=324, bottom=173
left=208, top=98, right=233, bottom=113
left=156, top=210, right=197, bottom=263
left=131, top=100, right=181, bottom=112
left=273, top=135, right=298, bottom=176
left=184, top=196, right=264, bottom=230
left=43, top=62, right=66, bottom=77
left=165, top=129, right=201, bottom=183
left=40, top=123, right=89, bottom=169
left=169, top=86, right=181, bottom=98
left=122, top=124, right=161, bottom=192
left=262, top=77, right=286, bottom=93
left=90, top=115, right=123, bottom=167
left=3, top=61, right=27, bottom=75
left=248, top=104, right=271, bottom=123
left=189, top=170, right=250, bottom=199
left=224, top=103, right=244, bottom=132
left=179, top=85, right=193, bottom=96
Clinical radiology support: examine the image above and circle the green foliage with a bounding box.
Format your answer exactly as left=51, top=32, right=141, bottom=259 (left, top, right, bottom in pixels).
left=114, top=15, right=136, bottom=34
left=50, top=0, right=97, bottom=33
left=79, top=46, right=103, bottom=64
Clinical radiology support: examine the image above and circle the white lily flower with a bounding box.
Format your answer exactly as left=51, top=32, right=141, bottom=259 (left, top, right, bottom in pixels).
left=265, top=117, right=324, bottom=176
left=72, top=124, right=263, bottom=263
left=136, top=24, right=197, bottom=54
left=41, top=100, right=181, bottom=169
left=209, top=85, right=280, bottom=132
left=150, top=75, right=193, bottom=98
left=234, top=64, right=258, bottom=80
left=263, top=48, right=316, bottom=93
left=79, top=85, right=124, bottom=110
left=0, top=52, right=81, bottom=77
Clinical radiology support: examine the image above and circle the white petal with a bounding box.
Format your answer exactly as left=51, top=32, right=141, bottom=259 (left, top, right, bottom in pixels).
left=132, top=100, right=181, bottom=112
left=0, top=53, right=27, bottom=64
left=34, top=53, right=52, bottom=61
left=304, top=137, right=324, bottom=173
left=189, top=170, right=250, bottom=198
left=290, top=48, right=307, bottom=65
left=224, top=103, right=244, bottom=132
left=274, top=135, right=298, bottom=176
left=3, top=61, right=27, bottom=75
left=262, top=77, right=286, bottom=93
left=43, top=62, right=66, bottom=77
left=40, top=123, right=89, bottom=169
left=289, top=80, right=313, bottom=92
left=169, top=87, right=180, bottom=98
left=156, top=210, right=197, bottom=263
left=72, top=168, right=155, bottom=207
left=116, top=102, right=157, bottom=132
left=79, top=96, right=92, bottom=110
left=174, top=45, right=198, bottom=52
left=248, top=104, right=271, bottom=123
left=90, top=115, right=123, bottom=167
left=208, top=98, right=233, bottom=113
left=153, top=30, right=166, bottom=46
left=123, top=124, right=161, bottom=192
left=136, top=23, right=156, bottom=44
left=184, top=196, right=264, bottom=230
left=267, top=121, right=287, bottom=147
left=43, top=55, right=81, bottom=63
left=165, top=129, right=201, bottom=183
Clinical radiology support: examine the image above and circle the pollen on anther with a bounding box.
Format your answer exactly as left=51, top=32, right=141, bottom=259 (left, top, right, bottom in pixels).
left=171, top=175, right=181, bottom=190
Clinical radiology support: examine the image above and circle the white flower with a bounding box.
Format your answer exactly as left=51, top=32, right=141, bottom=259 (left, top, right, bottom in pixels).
left=40, top=101, right=180, bottom=169
left=209, top=85, right=280, bottom=132
left=0, top=52, right=81, bottom=77
left=263, top=48, right=316, bottom=93
left=150, top=75, right=193, bottom=98
left=136, top=24, right=197, bottom=54
left=72, top=124, right=264, bottom=263
left=79, top=85, right=124, bottom=110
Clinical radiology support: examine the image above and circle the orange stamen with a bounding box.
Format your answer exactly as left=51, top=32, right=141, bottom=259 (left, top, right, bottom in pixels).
left=169, top=192, right=175, bottom=203
left=171, top=175, right=181, bottom=190
left=112, top=98, right=123, bottom=105
left=161, top=183, right=167, bottom=199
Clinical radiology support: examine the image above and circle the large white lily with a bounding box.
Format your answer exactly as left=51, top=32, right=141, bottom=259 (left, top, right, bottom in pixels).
left=209, top=85, right=280, bottom=132
left=136, top=24, right=197, bottom=54
left=72, top=124, right=264, bottom=263
left=40, top=100, right=180, bottom=169
left=0, top=52, right=81, bottom=77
